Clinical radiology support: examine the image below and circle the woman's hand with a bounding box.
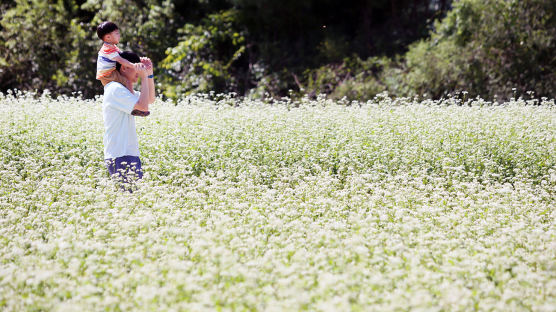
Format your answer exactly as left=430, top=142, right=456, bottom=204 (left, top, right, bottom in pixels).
left=136, top=62, right=148, bottom=78
left=141, top=57, right=154, bottom=76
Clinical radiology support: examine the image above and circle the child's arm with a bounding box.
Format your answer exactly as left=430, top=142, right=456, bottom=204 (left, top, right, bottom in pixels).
left=113, top=55, right=135, bottom=68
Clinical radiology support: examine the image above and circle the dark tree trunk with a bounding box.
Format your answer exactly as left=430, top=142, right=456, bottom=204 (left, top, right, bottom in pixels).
left=440, top=0, right=448, bottom=11
left=360, top=1, right=373, bottom=51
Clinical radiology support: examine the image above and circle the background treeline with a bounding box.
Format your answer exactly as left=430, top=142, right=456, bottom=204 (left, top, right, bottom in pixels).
left=0, top=0, right=554, bottom=100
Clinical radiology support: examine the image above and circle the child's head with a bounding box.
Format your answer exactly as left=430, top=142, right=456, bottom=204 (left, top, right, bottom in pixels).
left=97, top=21, right=120, bottom=44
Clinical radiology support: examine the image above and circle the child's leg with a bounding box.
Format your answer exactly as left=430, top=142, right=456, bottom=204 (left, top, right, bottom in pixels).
left=98, top=71, right=116, bottom=86
left=98, top=70, right=128, bottom=86
left=111, top=70, right=129, bottom=86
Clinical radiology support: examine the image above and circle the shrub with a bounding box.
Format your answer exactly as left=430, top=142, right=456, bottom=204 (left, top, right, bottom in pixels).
left=398, top=0, right=556, bottom=100
left=299, top=56, right=390, bottom=101
left=161, top=9, right=250, bottom=99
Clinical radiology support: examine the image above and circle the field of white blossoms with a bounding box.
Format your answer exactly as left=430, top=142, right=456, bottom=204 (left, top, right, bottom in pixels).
left=0, top=91, right=555, bottom=311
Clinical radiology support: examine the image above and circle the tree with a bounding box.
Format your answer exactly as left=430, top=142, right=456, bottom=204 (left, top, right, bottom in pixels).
left=0, top=0, right=86, bottom=94
left=0, top=0, right=180, bottom=97
left=396, top=0, right=556, bottom=99
left=161, top=9, right=249, bottom=98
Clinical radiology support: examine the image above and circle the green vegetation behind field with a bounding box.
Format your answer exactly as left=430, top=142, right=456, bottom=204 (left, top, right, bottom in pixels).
left=1, top=0, right=554, bottom=100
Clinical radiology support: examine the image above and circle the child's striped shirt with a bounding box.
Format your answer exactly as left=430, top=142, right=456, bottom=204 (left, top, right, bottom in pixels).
left=96, top=43, right=121, bottom=79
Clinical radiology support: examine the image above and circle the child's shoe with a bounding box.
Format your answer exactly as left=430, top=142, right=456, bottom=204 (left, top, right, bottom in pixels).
left=131, top=109, right=150, bottom=117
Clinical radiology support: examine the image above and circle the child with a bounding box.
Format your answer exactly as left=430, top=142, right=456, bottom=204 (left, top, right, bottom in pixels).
left=96, top=21, right=150, bottom=116
left=96, top=22, right=131, bottom=86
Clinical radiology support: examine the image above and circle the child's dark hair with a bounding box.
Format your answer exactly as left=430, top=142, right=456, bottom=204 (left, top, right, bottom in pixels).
left=97, top=21, right=119, bottom=40
left=116, top=51, right=140, bottom=72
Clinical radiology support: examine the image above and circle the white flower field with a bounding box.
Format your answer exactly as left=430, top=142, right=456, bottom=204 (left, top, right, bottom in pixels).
left=0, top=91, right=555, bottom=311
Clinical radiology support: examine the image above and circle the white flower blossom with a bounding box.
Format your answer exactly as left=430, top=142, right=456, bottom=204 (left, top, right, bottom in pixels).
left=0, top=92, right=554, bottom=310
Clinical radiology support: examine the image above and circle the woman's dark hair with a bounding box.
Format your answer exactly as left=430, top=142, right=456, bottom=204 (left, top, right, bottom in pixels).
left=116, top=51, right=140, bottom=72
left=97, top=21, right=119, bottom=40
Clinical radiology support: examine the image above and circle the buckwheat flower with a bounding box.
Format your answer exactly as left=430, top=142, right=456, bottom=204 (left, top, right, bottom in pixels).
left=1, top=92, right=555, bottom=310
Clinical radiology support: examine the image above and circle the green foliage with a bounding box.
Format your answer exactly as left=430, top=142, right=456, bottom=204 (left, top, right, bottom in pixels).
left=397, top=0, right=556, bottom=99
left=0, top=0, right=84, bottom=93
left=0, top=0, right=179, bottom=98
left=300, top=56, right=390, bottom=100
left=299, top=0, right=556, bottom=101
left=1, top=0, right=554, bottom=100
left=391, top=38, right=471, bottom=99
left=82, top=0, right=179, bottom=64
left=1, top=0, right=453, bottom=99
left=161, top=9, right=249, bottom=98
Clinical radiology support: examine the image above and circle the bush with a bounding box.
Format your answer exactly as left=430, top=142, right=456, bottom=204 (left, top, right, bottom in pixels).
left=0, top=0, right=86, bottom=94
left=0, top=0, right=178, bottom=98
left=397, top=0, right=556, bottom=100
left=161, top=9, right=250, bottom=99
left=298, top=56, right=389, bottom=101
